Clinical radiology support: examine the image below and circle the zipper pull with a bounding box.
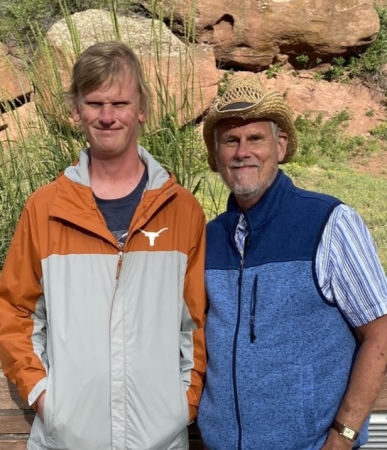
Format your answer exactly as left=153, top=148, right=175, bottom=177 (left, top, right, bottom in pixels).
left=238, top=257, right=244, bottom=285
left=116, top=251, right=123, bottom=279
left=250, top=316, right=256, bottom=343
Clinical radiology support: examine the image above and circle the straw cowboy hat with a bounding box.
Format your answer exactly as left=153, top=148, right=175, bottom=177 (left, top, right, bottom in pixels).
left=203, top=74, right=298, bottom=172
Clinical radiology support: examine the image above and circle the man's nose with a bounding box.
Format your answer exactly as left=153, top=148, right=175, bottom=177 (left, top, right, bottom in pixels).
left=235, top=139, right=250, bottom=159
left=99, top=104, right=115, bottom=124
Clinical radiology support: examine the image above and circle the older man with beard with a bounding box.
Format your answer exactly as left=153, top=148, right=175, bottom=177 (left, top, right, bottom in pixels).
left=197, top=74, right=387, bottom=450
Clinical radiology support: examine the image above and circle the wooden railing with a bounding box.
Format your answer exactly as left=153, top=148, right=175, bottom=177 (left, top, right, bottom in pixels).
left=0, top=367, right=34, bottom=449
left=1, top=365, right=386, bottom=449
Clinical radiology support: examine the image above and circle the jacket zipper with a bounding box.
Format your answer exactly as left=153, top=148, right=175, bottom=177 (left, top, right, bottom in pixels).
left=115, top=250, right=123, bottom=279
left=232, top=222, right=250, bottom=450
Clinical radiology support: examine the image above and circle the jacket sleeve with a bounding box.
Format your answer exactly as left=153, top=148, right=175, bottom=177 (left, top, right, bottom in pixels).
left=180, top=202, right=207, bottom=422
left=0, top=200, right=48, bottom=406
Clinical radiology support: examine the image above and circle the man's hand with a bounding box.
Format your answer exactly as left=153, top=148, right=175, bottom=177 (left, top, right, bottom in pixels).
left=35, top=391, right=46, bottom=423
left=321, top=428, right=356, bottom=450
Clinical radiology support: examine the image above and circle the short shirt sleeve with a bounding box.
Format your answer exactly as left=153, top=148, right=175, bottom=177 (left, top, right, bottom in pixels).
left=316, top=204, right=387, bottom=327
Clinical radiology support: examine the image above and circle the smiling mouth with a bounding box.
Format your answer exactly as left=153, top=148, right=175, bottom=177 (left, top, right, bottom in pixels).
left=96, top=128, right=121, bottom=134
left=232, top=165, right=258, bottom=169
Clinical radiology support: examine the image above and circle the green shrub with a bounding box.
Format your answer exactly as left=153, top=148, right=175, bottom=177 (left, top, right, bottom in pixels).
left=140, top=113, right=207, bottom=194
left=347, top=7, right=387, bottom=84
left=318, top=57, right=347, bottom=82
left=217, top=70, right=234, bottom=96
left=0, top=0, right=137, bottom=46
left=265, top=63, right=282, bottom=79
left=293, top=110, right=376, bottom=165
left=0, top=129, right=79, bottom=263
left=295, top=54, right=309, bottom=69
left=306, top=7, right=387, bottom=88
left=370, top=123, right=387, bottom=140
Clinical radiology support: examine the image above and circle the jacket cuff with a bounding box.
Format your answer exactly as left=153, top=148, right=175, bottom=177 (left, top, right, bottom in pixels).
left=189, top=404, right=197, bottom=423
left=28, top=377, right=47, bottom=407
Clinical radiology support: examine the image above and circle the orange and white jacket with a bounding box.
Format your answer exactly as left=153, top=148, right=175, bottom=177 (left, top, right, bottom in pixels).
left=0, top=146, right=206, bottom=450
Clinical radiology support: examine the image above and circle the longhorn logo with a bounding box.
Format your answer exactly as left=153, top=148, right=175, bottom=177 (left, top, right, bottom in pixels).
left=139, top=228, right=168, bottom=246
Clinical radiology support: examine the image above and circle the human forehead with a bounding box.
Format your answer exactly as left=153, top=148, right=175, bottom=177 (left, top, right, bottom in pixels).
left=216, top=118, right=273, bottom=135
left=81, top=71, right=139, bottom=99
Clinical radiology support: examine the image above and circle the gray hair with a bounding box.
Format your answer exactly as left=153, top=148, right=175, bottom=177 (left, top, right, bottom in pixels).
left=270, top=121, right=281, bottom=141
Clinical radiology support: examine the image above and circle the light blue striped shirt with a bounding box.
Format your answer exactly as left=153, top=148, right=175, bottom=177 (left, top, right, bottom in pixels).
left=316, top=204, right=387, bottom=327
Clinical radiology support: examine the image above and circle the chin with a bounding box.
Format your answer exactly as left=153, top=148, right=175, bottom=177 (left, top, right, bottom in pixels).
left=232, top=184, right=263, bottom=198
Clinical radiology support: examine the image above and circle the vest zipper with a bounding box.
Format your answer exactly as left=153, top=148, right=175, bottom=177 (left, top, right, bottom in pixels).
left=232, top=215, right=250, bottom=450
left=233, top=255, right=244, bottom=450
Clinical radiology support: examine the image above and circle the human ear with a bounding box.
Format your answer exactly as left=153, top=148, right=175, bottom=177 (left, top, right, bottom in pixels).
left=138, top=108, right=147, bottom=124
left=277, top=132, right=288, bottom=163
left=72, top=102, right=81, bottom=123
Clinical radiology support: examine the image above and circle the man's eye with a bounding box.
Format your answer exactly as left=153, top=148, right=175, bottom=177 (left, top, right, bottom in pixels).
left=250, top=135, right=263, bottom=143
left=113, top=102, right=128, bottom=108
left=87, top=102, right=102, bottom=108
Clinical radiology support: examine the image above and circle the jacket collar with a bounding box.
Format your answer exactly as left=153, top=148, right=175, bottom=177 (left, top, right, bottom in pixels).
left=64, top=145, right=170, bottom=191
left=49, top=146, right=176, bottom=245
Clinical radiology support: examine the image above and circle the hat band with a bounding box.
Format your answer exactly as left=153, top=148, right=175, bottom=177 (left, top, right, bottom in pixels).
left=217, top=102, right=256, bottom=113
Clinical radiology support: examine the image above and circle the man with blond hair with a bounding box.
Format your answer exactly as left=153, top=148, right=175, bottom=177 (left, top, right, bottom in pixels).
left=197, top=74, right=387, bottom=450
left=0, top=41, right=206, bottom=450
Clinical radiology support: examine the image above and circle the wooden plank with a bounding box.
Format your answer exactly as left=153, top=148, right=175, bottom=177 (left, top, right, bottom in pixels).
left=0, top=412, right=34, bottom=433
left=188, top=423, right=204, bottom=449
left=189, top=442, right=204, bottom=450
left=0, top=442, right=27, bottom=450
left=0, top=370, right=29, bottom=411
left=0, top=365, right=32, bottom=442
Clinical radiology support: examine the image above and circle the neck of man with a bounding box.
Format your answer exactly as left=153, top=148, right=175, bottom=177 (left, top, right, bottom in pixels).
left=89, top=151, right=146, bottom=200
